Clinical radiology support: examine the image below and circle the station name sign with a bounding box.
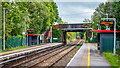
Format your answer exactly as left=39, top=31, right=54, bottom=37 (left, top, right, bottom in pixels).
left=27, top=29, right=34, bottom=33
left=100, top=21, right=114, bottom=26
left=27, top=30, right=34, bottom=33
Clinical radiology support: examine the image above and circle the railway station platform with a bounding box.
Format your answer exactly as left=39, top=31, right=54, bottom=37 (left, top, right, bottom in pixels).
left=66, top=43, right=111, bottom=68
left=0, top=43, right=63, bottom=60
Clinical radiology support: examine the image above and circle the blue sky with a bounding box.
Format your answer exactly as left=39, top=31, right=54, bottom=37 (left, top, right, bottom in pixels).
left=54, top=0, right=107, bottom=24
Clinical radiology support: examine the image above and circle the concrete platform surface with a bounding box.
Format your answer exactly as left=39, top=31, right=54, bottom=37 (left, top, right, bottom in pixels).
left=66, top=43, right=111, bottom=68
left=0, top=43, right=63, bottom=59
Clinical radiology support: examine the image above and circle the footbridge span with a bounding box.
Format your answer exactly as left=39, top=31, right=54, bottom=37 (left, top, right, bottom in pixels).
left=54, top=23, right=93, bottom=44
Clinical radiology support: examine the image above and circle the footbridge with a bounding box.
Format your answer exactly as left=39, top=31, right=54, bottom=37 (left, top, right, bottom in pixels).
left=54, top=23, right=93, bottom=44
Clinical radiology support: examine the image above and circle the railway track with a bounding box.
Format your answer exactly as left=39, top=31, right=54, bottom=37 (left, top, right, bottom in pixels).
left=0, top=40, right=84, bottom=68
left=0, top=44, right=63, bottom=68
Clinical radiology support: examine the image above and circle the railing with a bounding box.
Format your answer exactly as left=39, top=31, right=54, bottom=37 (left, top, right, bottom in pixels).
left=5, top=36, right=26, bottom=49
left=59, top=24, right=91, bottom=28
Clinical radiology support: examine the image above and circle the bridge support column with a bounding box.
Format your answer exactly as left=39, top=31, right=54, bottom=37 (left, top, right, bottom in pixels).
left=63, top=31, right=67, bottom=45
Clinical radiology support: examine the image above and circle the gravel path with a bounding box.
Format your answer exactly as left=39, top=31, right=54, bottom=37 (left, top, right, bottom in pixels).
left=51, top=46, right=80, bottom=67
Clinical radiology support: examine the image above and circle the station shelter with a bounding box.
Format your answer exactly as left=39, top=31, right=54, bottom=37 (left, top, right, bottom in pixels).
left=26, top=34, right=42, bottom=46
left=91, top=30, right=120, bottom=53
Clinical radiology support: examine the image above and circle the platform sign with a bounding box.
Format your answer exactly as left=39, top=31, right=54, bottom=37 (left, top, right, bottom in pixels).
left=101, top=18, right=116, bottom=56
left=27, top=30, right=34, bottom=33
left=100, top=21, right=114, bottom=26
left=27, top=29, right=34, bottom=34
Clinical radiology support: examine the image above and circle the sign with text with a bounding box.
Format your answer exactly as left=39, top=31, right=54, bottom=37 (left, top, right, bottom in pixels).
left=27, top=29, right=34, bottom=34
left=100, top=21, right=114, bottom=26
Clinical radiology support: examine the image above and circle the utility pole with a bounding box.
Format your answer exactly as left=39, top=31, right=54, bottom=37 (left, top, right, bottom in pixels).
left=3, top=8, right=6, bottom=50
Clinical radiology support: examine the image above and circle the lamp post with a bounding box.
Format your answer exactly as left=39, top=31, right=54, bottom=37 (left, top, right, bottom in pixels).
left=3, top=5, right=14, bottom=50
left=3, top=8, right=6, bottom=50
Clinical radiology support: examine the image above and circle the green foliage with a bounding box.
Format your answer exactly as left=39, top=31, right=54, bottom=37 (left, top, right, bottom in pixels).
left=104, top=52, right=119, bottom=67
left=78, top=32, right=84, bottom=39
left=2, top=2, right=28, bottom=39
left=88, top=38, right=98, bottom=43
left=66, top=32, right=77, bottom=44
left=2, top=2, right=62, bottom=40
left=92, top=2, right=120, bottom=31
left=76, top=45, right=81, bottom=48
left=27, top=2, right=60, bottom=34
left=116, top=48, right=120, bottom=55
left=67, top=32, right=77, bottom=41
left=52, top=26, right=61, bottom=38
left=83, top=32, right=86, bottom=40
left=85, top=40, right=88, bottom=43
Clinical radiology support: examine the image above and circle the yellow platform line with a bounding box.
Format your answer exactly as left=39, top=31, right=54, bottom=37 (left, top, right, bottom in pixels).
left=87, top=43, right=90, bottom=68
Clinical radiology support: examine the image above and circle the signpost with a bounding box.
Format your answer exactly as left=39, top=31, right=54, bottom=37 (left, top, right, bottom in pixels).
left=101, top=18, right=116, bottom=56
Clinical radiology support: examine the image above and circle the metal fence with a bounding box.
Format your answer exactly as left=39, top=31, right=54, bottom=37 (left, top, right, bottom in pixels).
left=5, top=36, right=26, bottom=49
left=0, top=38, right=2, bottom=51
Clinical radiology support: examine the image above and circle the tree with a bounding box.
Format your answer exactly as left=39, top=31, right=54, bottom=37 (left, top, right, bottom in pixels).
left=83, top=18, right=91, bottom=23
left=52, top=26, right=61, bottom=38
left=2, top=2, right=29, bottom=39
left=91, top=2, right=120, bottom=31
left=2, top=1, right=62, bottom=39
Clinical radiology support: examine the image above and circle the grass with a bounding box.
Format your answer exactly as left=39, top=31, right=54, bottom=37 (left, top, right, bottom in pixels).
left=76, top=45, right=81, bottom=48
left=1, top=46, right=29, bottom=52
left=103, top=52, right=120, bottom=68
left=116, top=48, right=120, bottom=55
left=85, top=40, right=88, bottom=43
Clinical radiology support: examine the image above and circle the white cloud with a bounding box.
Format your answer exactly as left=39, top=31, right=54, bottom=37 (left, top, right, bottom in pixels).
left=56, top=2, right=104, bottom=23
left=84, top=9, right=95, bottom=13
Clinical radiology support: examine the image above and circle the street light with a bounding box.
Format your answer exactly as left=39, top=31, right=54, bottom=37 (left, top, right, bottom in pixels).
left=3, top=8, right=6, bottom=50
left=3, top=6, right=14, bottom=50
